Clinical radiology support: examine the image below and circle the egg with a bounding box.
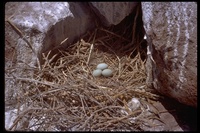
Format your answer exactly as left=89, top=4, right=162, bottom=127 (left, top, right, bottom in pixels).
left=102, top=69, right=113, bottom=77
left=97, top=63, right=108, bottom=70
left=92, top=69, right=102, bottom=77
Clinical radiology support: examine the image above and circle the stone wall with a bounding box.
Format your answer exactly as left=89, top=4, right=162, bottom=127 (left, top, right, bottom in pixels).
left=142, top=2, right=197, bottom=107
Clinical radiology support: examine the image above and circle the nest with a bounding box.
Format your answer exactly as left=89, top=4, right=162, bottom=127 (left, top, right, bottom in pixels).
left=5, top=7, right=162, bottom=131
left=6, top=29, right=161, bottom=131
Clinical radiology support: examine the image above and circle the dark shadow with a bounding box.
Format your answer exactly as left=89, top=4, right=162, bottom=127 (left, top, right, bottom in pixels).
left=158, top=95, right=197, bottom=131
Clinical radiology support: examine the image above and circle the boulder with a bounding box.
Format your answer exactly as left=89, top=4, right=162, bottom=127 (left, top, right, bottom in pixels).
left=89, top=2, right=138, bottom=26
left=5, top=2, right=95, bottom=67
left=142, top=2, right=197, bottom=107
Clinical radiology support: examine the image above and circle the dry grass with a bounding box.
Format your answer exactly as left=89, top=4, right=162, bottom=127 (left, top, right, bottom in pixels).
left=5, top=27, right=161, bottom=131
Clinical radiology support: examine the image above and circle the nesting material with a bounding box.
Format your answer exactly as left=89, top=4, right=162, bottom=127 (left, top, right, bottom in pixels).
left=5, top=17, right=161, bottom=131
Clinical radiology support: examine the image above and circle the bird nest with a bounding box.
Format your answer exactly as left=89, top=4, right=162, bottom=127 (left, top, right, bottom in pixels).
left=5, top=25, right=162, bottom=131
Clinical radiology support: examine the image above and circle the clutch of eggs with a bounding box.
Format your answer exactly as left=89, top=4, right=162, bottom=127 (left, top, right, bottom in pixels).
left=92, top=63, right=113, bottom=77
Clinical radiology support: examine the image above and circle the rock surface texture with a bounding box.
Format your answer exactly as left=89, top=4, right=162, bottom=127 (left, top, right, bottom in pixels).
left=89, top=2, right=138, bottom=26
left=142, top=2, right=197, bottom=107
left=5, top=2, right=95, bottom=66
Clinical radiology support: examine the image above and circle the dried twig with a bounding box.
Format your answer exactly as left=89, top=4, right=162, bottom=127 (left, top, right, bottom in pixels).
left=86, top=44, right=94, bottom=65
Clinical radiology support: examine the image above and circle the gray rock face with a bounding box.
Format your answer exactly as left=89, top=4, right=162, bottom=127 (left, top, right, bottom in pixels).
left=89, top=2, right=138, bottom=26
left=140, top=101, right=184, bottom=131
left=5, top=2, right=95, bottom=66
left=142, top=2, right=197, bottom=107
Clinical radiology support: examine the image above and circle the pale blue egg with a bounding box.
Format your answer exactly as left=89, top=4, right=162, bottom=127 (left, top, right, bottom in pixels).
left=102, top=69, right=113, bottom=77
left=97, top=63, right=108, bottom=70
left=92, top=69, right=102, bottom=77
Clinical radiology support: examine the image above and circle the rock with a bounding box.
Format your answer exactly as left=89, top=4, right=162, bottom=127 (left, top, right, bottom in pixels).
left=5, top=2, right=95, bottom=66
left=89, top=2, right=138, bottom=26
left=142, top=2, right=197, bottom=107
left=140, top=101, right=184, bottom=131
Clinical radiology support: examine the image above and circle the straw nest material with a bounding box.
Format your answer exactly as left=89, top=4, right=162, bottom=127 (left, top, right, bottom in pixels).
left=5, top=9, right=162, bottom=131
